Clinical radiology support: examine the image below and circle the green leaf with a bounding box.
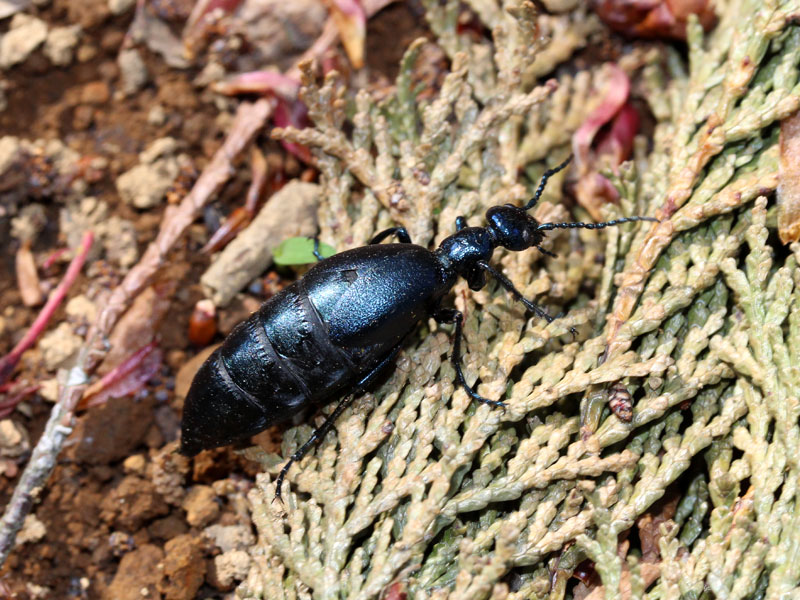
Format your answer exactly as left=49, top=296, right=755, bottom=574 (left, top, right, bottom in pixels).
left=273, top=237, right=335, bottom=266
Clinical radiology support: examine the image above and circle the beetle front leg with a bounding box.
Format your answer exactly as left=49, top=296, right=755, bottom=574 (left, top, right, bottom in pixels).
left=433, top=308, right=506, bottom=410
left=312, top=235, right=324, bottom=261
left=370, top=227, right=412, bottom=244
left=477, top=261, right=578, bottom=338
left=274, top=343, right=404, bottom=503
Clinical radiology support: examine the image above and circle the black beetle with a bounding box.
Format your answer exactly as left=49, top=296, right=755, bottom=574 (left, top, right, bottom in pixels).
left=180, top=157, right=656, bottom=500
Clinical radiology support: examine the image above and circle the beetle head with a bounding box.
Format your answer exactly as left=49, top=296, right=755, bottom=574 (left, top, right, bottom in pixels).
left=485, top=205, right=545, bottom=251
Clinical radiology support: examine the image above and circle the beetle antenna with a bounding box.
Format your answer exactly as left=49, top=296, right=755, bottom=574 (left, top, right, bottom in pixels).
left=537, top=216, right=659, bottom=231
left=524, top=155, right=572, bottom=211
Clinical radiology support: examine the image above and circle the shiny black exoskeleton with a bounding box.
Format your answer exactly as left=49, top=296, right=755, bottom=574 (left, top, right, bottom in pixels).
left=180, top=157, right=657, bottom=499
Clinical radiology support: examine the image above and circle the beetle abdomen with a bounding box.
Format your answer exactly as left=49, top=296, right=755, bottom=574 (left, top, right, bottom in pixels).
left=180, top=244, right=451, bottom=456
left=180, top=283, right=359, bottom=456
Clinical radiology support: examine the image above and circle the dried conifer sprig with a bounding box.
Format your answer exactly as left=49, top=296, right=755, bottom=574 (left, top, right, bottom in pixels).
left=241, top=1, right=800, bottom=599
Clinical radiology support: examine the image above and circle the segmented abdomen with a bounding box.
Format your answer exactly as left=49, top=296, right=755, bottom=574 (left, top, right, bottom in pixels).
left=179, top=281, right=358, bottom=455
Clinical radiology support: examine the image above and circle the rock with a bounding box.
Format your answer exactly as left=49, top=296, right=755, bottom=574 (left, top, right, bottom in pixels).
left=108, top=0, right=135, bottom=14
left=0, top=13, right=48, bottom=70
left=65, top=0, right=111, bottom=29
left=182, top=485, right=219, bottom=528
left=72, top=104, right=94, bottom=130
left=150, top=443, right=190, bottom=505
left=158, top=534, right=206, bottom=600
left=44, top=25, right=81, bottom=66
left=0, top=136, right=20, bottom=175
left=81, top=80, right=110, bottom=104
left=147, top=104, right=166, bottom=126
left=66, top=395, right=156, bottom=464
left=100, top=475, right=169, bottom=531
left=101, top=215, right=138, bottom=268
left=38, top=378, right=58, bottom=402
left=203, top=524, right=255, bottom=553
left=10, top=203, right=46, bottom=241
left=107, top=531, right=135, bottom=556
left=76, top=43, right=96, bottom=62
left=0, top=1, right=32, bottom=20
left=148, top=515, right=188, bottom=541
left=122, top=453, right=146, bottom=475
left=39, top=322, right=82, bottom=370
left=139, top=137, right=179, bottom=163
left=104, top=544, right=164, bottom=600
left=0, top=419, right=29, bottom=457
left=116, top=138, right=184, bottom=209
left=118, top=48, right=148, bottom=95
left=208, top=550, right=250, bottom=591
left=15, top=514, right=46, bottom=545
left=65, top=294, right=97, bottom=323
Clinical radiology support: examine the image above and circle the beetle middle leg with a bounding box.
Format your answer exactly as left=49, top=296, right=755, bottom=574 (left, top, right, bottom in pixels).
left=274, top=343, right=404, bottom=503
left=434, top=308, right=506, bottom=410
left=370, top=227, right=412, bottom=244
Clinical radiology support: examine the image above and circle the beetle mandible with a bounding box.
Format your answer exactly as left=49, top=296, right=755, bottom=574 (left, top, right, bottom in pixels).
left=179, top=157, right=657, bottom=500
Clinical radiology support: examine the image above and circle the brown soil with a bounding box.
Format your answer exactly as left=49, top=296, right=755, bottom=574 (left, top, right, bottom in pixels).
left=0, top=2, right=427, bottom=598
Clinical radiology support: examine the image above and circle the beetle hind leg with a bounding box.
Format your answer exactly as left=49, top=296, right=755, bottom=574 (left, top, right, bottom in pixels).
left=274, top=393, right=357, bottom=503
left=434, top=308, right=506, bottom=410
left=274, top=343, right=404, bottom=503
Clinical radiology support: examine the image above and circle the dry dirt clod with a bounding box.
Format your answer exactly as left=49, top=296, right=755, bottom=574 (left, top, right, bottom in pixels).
left=103, top=543, right=164, bottom=600
left=44, top=25, right=81, bottom=66
left=115, top=138, right=186, bottom=209
left=14, top=514, right=45, bottom=545
left=203, top=523, right=255, bottom=552
left=181, top=484, right=219, bottom=528
left=158, top=533, right=206, bottom=600
left=117, top=48, right=149, bottom=95
left=0, top=419, right=29, bottom=457
left=66, top=395, right=156, bottom=464
left=208, top=549, right=250, bottom=591
left=150, top=443, right=190, bottom=505
left=38, top=322, right=83, bottom=371
left=0, top=13, right=48, bottom=70
left=100, top=475, right=170, bottom=531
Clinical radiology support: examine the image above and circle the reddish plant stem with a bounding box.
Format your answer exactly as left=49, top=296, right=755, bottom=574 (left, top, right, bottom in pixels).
left=41, top=247, right=68, bottom=271
left=0, top=385, right=41, bottom=420
left=0, top=98, right=273, bottom=567
left=79, top=341, right=158, bottom=410
left=0, top=231, right=94, bottom=387
left=201, top=146, right=268, bottom=254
